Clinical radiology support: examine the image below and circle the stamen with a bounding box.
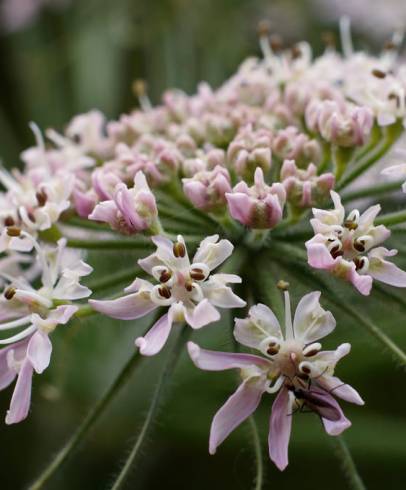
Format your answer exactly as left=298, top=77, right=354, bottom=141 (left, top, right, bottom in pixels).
left=266, top=341, right=280, bottom=356
left=132, top=79, right=152, bottom=112
left=4, top=287, right=16, bottom=300
left=159, top=270, right=172, bottom=283
left=339, top=16, right=353, bottom=58
left=158, top=285, right=171, bottom=299
left=173, top=241, right=186, bottom=258
left=371, top=69, right=387, bottom=79
left=190, top=268, right=206, bottom=281
left=36, top=190, right=48, bottom=207
left=4, top=216, right=15, bottom=227
left=185, top=280, right=193, bottom=292
left=257, top=20, right=273, bottom=60
left=6, top=226, right=21, bottom=237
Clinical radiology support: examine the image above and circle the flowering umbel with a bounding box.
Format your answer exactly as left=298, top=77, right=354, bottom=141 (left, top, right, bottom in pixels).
left=306, top=191, right=406, bottom=295
left=0, top=236, right=92, bottom=424
left=188, top=290, right=363, bottom=470
left=90, top=235, right=245, bottom=356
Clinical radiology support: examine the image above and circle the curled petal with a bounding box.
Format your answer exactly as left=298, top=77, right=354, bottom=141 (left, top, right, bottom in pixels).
left=293, top=291, right=336, bottom=343
left=269, top=387, right=292, bottom=471
left=135, top=312, right=173, bottom=356
left=193, top=235, right=233, bottom=271
left=90, top=292, right=157, bottom=320
left=187, top=342, right=272, bottom=371
left=209, top=376, right=266, bottom=454
left=5, top=359, right=33, bottom=425
left=321, top=394, right=352, bottom=435
left=184, top=299, right=220, bottom=329
left=27, top=331, right=52, bottom=374
left=368, top=248, right=406, bottom=287
left=234, top=303, right=282, bottom=350
left=318, top=375, right=364, bottom=406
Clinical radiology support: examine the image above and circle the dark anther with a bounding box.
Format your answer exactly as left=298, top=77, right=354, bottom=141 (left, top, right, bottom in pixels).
left=354, top=257, right=365, bottom=271
left=159, top=270, right=172, bottom=283
left=72, top=134, right=81, bottom=145
left=353, top=239, right=365, bottom=252
left=158, top=286, right=171, bottom=299
left=267, top=342, right=280, bottom=356
left=190, top=268, right=205, bottom=281
left=371, top=69, right=386, bottom=79
left=301, top=366, right=311, bottom=374
left=6, top=226, right=21, bottom=237
left=329, top=245, right=343, bottom=259
left=304, top=348, right=319, bottom=357
left=173, top=242, right=186, bottom=258
left=132, top=79, right=147, bottom=97
left=388, top=93, right=401, bottom=108
left=4, top=216, right=15, bottom=227
left=185, top=280, right=193, bottom=292
left=36, top=190, right=48, bottom=207
left=384, top=40, right=396, bottom=51
left=344, top=220, right=358, bottom=230
left=4, top=287, right=16, bottom=300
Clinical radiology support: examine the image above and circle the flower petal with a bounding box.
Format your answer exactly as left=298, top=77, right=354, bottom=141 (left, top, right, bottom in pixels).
left=293, top=291, right=336, bottom=343
left=134, top=312, right=173, bottom=356
left=318, top=375, right=364, bottom=405
left=27, top=331, right=52, bottom=374
left=5, top=359, right=34, bottom=425
left=269, top=387, right=292, bottom=471
left=184, top=299, right=220, bottom=329
left=234, top=303, right=282, bottom=350
left=209, top=376, right=266, bottom=454
left=193, top=235, right=233, bottom=271
left=90, top=292, right=157, bottom=320
left=187, top=341, right=272, bottom=371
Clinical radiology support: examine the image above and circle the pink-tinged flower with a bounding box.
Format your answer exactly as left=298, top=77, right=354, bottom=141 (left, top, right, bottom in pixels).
left=272, top=126, right=322, bottom=168
left=0, top=237, right=92, bottom=424
left=306, top=191, right=406, bottom=294
left=188, top=290, right=363, bottom=470
left=89, top=171, right=160, bottom=235
left=227, top=125, right=273, bottom=180
left=226, top=167, right=286, bottom=229
left=0, top=166, right=74, bottom=251
left=90, top=235, right=245, bottom=356
left=182, top=166, right=232, bottom=213
left=305, top=99, right=374, bottom=147
left=281, top=160, right=335, bottom=209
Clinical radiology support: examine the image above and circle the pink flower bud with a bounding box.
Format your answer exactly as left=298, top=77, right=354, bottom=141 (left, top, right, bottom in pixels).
left=227, top=125, right=273, bottom=181
left=281, top=160, right=335, bottom=209
left=226, top=167, right=286, bottom=229
left=183, top=166, right=232, bottom=212
left=273, top=126, right=322, bottom=167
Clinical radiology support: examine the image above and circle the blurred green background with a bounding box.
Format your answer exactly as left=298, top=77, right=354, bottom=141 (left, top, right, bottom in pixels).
left=0, top=0, right=405, bottom=489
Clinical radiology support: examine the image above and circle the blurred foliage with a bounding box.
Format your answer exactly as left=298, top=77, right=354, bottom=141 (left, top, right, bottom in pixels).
left=0, top=1, right=405, bottom=489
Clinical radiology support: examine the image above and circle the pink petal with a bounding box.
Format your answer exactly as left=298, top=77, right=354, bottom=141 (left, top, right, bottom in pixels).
left=226, top=192, right=253, bottom=226
left=187, top=342, right=271, bottom=371
left=209, top=377, right=266, bottom=454
left=90, top=293, right=157, bottom=320
left=5, top=359, right=34, bottom=425
left=321, top=395, right=352, bottom=436
left=72, top=189, right=96, bottom=218
left=369, top=260, right=406, bottom=287
left=27, top=331, right=52, bottom=374
left=306, top=241, right=336, bottom=269
left=184, top=299, right=220, bottom=329
left=0, top=344, right=17, bottom=390
left=318, top=375, right=364, bottom=405
left=114, top=184, right=146, bottom=231
left=269, top=387, right=292, bottom=471
left=134, top=312, right=173, bottom=356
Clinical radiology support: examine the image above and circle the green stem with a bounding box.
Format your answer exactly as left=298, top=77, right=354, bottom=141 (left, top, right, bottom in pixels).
left=28, top=319, right=155, bottom=490
left=341, top=180, right=403, bottom=204
left=375, top=209, right=406, bottom=227
left=333, top=146, right=356, bottom=181
left=337, top=122, right=403, bottom=191
left=248, top=416, right=264, bottom=490
left=110, top=326, right=189, bottom=490
left=332, top=436, right=366, bottom=490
